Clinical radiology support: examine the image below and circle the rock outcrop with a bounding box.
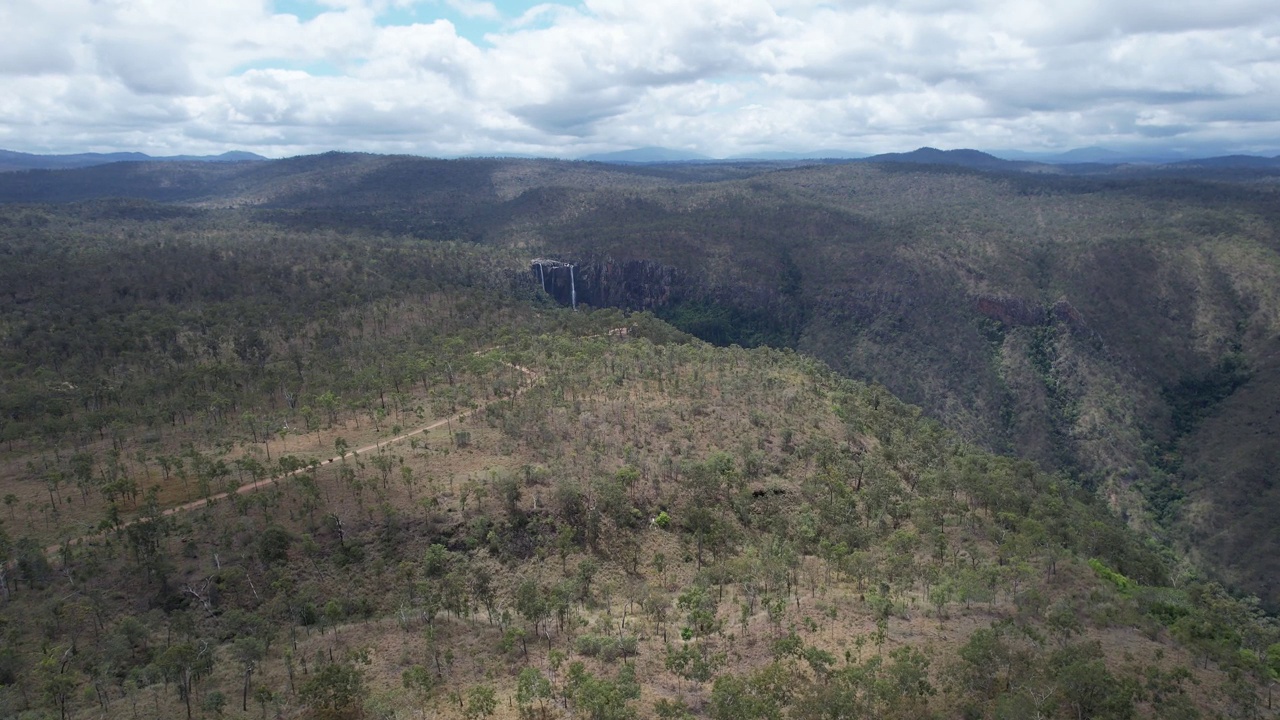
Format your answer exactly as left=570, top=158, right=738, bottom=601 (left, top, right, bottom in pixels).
left=976, top=295, right=1091, bottom=336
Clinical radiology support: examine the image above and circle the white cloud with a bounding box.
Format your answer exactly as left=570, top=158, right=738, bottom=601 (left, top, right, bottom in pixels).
left=0, top=0, right=1278, bottom=156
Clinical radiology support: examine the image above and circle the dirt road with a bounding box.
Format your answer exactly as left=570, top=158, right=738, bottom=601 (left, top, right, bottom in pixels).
left=37, top=361, right=540, bottom=557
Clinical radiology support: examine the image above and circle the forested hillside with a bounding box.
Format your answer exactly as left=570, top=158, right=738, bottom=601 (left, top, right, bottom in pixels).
left=486, top=162, right=1280, bottom=607
left=19, top=153, right=1266, bottom=607
left=1, top=177, right=1278, bottom=719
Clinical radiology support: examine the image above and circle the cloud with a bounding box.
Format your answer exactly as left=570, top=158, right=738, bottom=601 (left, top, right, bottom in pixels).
left=0, top=0, right=1278, bottom=156
left=95, top=33, right=198, bottom=95
left=0, top=0, right=88, bottom=76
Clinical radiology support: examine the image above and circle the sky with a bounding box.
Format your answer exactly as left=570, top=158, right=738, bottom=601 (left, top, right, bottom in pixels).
left=1, top=0, right=1278, bottom=159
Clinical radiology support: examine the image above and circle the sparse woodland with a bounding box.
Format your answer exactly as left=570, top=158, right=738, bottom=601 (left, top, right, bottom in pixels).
left=1, top=169, right=1278, bottom=720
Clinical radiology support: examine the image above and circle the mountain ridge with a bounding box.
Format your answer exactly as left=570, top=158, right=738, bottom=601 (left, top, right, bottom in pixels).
left=0, top=148, right=268, bottom=172
left=8, top=145, right=1280, bottom=176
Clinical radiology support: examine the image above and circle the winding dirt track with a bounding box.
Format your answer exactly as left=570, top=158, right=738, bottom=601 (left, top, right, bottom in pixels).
left=165, top=362, right=537, bottom=517
left=37, top=361, right=540, bottom=557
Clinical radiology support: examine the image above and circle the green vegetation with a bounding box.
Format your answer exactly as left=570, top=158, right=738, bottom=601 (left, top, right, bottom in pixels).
left=0, top=161, right=1278, bottom=719
left=1163, top=353, right=1252, bottom=436
left=491, top=161, right=1280, bottom=608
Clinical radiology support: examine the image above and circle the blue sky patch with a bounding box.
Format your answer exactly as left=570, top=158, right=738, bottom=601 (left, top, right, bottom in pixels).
left=271, top=0, right=558, bottom=45
left=271, top=0, right=326, bottom=22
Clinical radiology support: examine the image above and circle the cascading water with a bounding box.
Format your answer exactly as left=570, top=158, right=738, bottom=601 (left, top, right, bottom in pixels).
left=530, top=258, right=582, bottom=309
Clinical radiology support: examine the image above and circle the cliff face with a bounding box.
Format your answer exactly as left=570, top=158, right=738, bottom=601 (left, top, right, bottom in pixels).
left=533, top=258, right=688, bottom=311
left=976, top=295, right=1093, bottom=336
left=976, top=295, right=1048, bottom=326
left=532, top=257, right=805, bottom=348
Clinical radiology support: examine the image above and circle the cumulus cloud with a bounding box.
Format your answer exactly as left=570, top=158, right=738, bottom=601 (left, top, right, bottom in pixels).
left=0, top=0, right=1278, bottom=156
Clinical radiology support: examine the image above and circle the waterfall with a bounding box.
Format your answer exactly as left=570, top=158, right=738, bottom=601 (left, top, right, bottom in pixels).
left=569, top=264, right=577, bottom=310
left=538, top=263, right=546, bottom=294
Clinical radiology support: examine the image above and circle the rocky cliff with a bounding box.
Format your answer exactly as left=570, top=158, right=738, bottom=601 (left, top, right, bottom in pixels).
left=532, top=257, right=689, bottom=311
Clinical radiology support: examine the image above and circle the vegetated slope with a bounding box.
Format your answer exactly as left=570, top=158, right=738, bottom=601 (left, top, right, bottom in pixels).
left=0, top=202, right=545, bottom=472
left=0, top=152, right=745, bottom=209
left=0, top=212, right=1273, bottom=719
left=1176, top=348, right=1280, bottom=603
left=3, top=157, right=1279, bottom=611
left=470, top=162, right=1280, bottom=611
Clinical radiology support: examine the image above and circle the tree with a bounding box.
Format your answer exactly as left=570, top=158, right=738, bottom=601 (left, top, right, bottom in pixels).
left=567, top=662, right=641, bottom=720
left=666, top=643, right=725, bottom=685
left=786, top=643, right=936, bottom=720
left=300, top=662, right=365, bottom=720
left=402, top=664, right=435, bottom=701
left=38, top=649, right=78, bottom=720
left=879, top=646, right=935, bottom=718
left=682, top=504, right=729, bottom=568
left=157, top=639, right=216, bottom=720
left=517, top=667, right=553, bottom=720
left=1267, top=643, right=1280, bottom=710
left=709, top=670, right=785, bottom=720
left=575, top=559, right=599, bottom=604
left=654, top=697, right=695, bottom=720
left=676, top=585, right=721, bottom=639
left=201, top=690, right=227, bottom=717
left=950, top=626, right=1010, bottom=701
left=0, top=521, right=10, bottom=600
left=459, top=564, right=494, bottom=625
left=515, top=580, right=550, bottom=645
left=424, top=543, right=451, bottom=578
left=371, top=453, right=395, bottom=489
left=232, top=637, right=266, bottom=711
left=464, top=684, right=498, bottom=720
left=127, top=487, right=173, bottom=586
left=319, top=392, right=341, bottom=427
left=259, top=525, right=293, bottom=564
left=1051, top=641, right=1135, bottom=720
left=253, top=685, right=276, bottom=720
left=1143, top=664, right=1200, bottom=720
left=400, top=465, right=416, bottom=499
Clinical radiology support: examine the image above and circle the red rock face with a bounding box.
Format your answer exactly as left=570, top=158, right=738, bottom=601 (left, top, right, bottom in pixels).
left=975, top=295, right=1047, bottom=327
left=974, top=295, right=1094, bottom=340
left=1051, top=300, right=1087, bottom=332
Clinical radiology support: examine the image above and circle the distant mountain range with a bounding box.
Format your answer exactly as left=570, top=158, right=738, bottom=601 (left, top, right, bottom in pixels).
left=578, top=147, right=871, bottom=163
left=5, top=144, right=1280, bottom=179
left=0, top=149, right=267, bottom=172
left=575, top=145, right=1280, bottom=170
left=857, top=147, right=1280, bottom=173
left=855, top=147, right=1025, bottom=169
